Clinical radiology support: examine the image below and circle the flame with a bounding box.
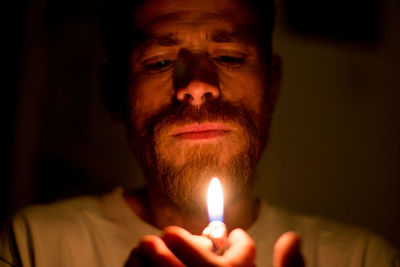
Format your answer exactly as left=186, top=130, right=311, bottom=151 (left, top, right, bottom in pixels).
left=207, top=177, right=224, bottom=222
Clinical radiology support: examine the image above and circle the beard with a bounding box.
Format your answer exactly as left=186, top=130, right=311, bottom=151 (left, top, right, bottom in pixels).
left=128, top=99, right=271, bottom=213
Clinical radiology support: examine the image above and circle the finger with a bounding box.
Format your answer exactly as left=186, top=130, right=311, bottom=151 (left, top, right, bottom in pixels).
left=162, top=226, right=218, bottom=267
left=223, top=228, right=256, bottom=267
left=165, top=226, right=213, bottom=250
left=273, top=231, right=304, bottom=267
left=191, top=234, right=214, bottom=251
left=136, top=235, right=186, bottom=267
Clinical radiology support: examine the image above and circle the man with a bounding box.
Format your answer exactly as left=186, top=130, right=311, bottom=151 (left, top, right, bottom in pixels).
left=1, top=0, right=398, bottom=266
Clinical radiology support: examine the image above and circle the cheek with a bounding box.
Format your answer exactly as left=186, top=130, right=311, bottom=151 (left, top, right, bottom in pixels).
left=128, top=73, right=174, bottom=129
left=219, top=71, right=265, bottom=114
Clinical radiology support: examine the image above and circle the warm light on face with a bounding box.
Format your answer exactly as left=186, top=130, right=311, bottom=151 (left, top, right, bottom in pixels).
left=207, top=177, right=224, bottom=222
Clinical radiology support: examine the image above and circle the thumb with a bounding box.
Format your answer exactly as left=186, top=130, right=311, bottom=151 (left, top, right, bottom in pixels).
left=273, top=231, right=305, bottom=267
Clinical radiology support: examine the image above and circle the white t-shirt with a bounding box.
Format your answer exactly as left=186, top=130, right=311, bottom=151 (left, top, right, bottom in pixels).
left=1, top=187, right=398, bottom=266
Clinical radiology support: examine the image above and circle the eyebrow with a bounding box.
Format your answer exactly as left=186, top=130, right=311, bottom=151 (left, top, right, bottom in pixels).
left=210, top=29, right=250, bottom=43
left=149, top=35, right=181, bottom=46
left=136, top=34, right=181, bottom=51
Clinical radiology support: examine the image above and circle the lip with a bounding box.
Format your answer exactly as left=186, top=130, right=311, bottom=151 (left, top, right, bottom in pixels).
left=172, top=123, right=232, bottom=140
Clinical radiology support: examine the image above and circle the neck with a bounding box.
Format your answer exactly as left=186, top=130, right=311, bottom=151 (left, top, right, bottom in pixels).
left=124, top=185, right=259, bottom=235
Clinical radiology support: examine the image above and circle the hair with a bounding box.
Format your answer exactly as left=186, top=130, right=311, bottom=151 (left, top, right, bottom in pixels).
left=99, top=0, right=276, bottom=119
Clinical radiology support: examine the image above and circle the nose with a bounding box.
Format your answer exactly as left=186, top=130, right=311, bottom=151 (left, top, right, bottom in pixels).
left=176, top=81, right=220, bottom=105
left=174, top=49, right=220, bottom=106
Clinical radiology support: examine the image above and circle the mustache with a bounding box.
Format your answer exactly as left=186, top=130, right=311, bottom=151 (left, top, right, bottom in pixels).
left=138, top=99, right=262, bottom=138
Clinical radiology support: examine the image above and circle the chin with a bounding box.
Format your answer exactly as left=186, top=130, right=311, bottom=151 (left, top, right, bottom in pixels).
left=153, top=135, right=254, bottom=213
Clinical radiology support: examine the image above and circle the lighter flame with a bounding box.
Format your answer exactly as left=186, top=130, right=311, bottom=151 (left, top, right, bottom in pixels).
left=207, top=177, right=224, bottom=222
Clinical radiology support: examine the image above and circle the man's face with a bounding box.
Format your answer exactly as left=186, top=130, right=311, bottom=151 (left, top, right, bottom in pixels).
left=127, top=0, right=275, bottom=212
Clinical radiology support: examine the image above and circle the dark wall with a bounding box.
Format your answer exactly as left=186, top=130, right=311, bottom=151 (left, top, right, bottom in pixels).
left=2, top=0, right=28, bottom=223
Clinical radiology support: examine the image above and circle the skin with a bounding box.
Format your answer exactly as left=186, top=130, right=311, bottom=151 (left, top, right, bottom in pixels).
left=122, top=0, right=303, bottom=266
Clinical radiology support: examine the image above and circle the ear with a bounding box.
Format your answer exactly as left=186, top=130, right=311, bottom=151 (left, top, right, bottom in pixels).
left=267, top=54, right=282, bottom=113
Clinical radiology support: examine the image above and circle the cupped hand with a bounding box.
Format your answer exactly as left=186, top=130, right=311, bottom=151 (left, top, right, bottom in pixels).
left=125, top=226, right=256, bottom=267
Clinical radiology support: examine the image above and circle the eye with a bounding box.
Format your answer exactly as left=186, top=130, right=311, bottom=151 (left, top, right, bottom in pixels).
left=142, top=58, right=176, bottom=73
left=213, top=55, right=245, bottom=68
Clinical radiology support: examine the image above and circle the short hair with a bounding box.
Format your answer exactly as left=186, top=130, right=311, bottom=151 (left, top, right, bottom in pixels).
left=99, top=0, right=275, bottom=119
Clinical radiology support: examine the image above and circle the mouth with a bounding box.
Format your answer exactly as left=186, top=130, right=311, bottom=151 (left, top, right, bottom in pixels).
left=171, top=123, right=232, bottom=140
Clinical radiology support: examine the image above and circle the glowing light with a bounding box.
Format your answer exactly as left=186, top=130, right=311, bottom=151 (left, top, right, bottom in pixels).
left=207, top=177, right=224, bottom=222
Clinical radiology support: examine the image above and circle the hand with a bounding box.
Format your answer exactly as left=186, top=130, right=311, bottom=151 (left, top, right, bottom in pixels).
left=125, top=226, right=256, bottom=267
left=273, top=232, right=305, bottom=267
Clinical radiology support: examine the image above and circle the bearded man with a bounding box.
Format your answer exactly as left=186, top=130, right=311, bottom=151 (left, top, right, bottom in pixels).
left=1, top=0, right=398, bottom=266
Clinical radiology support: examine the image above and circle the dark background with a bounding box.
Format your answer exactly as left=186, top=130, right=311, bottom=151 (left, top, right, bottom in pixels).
left=3, top=0, right=400, bottom=249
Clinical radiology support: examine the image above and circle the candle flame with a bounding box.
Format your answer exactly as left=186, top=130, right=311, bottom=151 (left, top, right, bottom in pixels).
left=207, top=177, right=224, bottom=222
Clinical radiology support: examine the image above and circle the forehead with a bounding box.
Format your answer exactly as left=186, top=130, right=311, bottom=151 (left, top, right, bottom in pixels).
left=133, top=0, right=253, bottom=31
